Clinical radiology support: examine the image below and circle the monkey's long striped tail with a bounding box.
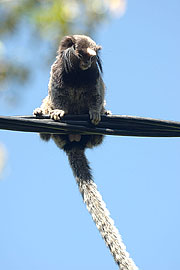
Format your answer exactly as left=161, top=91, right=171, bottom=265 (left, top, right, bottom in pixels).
left=77, top=179, right=138, bottom=270
left=66, top=148, right=138, bottom=270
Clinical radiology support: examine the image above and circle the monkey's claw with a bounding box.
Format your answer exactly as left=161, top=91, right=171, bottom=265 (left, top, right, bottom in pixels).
left=33, top=107, right=43, bottom=116
left=50, top=109, right=65, bottom=121
left=89, top=110, right=101, bottom=125
left=104, top=109, right=112, bottom=115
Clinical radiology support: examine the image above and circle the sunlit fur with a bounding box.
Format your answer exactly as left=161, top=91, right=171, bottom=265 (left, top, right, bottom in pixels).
left=60, top=35, right=103, bottom=74
left=33, top=35, right=137, bottom=269
left=34, top=34, right=107, bottom=152
left=62, top=47, right=75, bottom=73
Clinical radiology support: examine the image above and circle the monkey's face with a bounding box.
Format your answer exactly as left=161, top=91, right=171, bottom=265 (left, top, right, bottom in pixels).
left=76, top=46, right=97, bottom=71
left=60, top=35, right=102, bottom=73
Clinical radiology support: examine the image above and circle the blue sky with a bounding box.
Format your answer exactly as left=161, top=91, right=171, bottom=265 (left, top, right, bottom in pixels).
left=0, top=1, right=180, bottom=269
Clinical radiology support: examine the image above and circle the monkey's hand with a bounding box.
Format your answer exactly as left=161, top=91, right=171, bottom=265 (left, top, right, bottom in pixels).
left=50, top=109, right=65, bottom=121
left=89, top=110, right=101, bottom=125
left=33, top=107, right=43, bottom=116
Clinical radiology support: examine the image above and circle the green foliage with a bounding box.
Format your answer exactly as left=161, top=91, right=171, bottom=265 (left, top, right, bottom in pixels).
left=0, top=0, right=124, bottom=102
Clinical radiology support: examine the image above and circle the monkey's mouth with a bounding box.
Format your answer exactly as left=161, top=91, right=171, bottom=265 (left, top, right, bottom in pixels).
left=79, top=61, right=91, bottom=70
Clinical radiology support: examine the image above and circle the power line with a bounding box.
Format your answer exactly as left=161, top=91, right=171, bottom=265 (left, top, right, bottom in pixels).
left=0, top=114, right=180, bottom=137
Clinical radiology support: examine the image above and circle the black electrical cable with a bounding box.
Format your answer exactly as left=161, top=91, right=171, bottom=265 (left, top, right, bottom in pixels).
left=0, top=114, right=180, bottom=137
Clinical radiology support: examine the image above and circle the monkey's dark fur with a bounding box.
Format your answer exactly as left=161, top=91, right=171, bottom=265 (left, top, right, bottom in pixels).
left=33, top=35, right=138, bottom=269
left=34, top=35, right=109, bottom=182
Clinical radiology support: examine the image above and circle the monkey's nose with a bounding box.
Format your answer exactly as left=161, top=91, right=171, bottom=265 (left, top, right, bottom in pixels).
left=84, top=59, right=91, bottom=65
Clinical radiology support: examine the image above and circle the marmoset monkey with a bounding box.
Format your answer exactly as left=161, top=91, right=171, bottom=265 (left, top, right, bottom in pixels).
left=34, top=34, right=109, bottom=181
left=33, top=35, right=138, bottom=270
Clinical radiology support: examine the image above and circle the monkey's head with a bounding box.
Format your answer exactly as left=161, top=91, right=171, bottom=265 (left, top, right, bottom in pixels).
left=59, top=35, right=102, bottom=73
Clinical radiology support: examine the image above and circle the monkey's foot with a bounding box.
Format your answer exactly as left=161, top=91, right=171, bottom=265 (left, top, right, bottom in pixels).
left=89, top=110, right=101, bottom=125
left=33, top=107, right=43, bottom=116
left=50, top=109, right=65, bottom=121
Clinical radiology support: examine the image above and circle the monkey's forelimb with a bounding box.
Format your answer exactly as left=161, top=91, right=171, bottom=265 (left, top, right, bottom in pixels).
left=66, top=148, right=138, bottom=270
